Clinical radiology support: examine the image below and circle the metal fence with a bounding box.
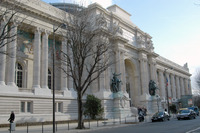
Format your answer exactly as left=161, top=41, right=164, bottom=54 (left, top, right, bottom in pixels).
left=1, top=116, right=144, bottom=133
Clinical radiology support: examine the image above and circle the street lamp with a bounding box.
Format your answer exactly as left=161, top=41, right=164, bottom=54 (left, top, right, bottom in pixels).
left=164, top=68, right=170, bottom=115
left=155, top=94, right=160, bottom=112
left=52, top=24, right=65, bottom=133
left=164, top=68, right=173, bottom=115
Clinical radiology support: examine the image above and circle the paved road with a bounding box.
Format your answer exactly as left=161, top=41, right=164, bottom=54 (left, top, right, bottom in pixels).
left=85, top=117, right=200, bottom=133
left=1, top=116, right=200, bottom=133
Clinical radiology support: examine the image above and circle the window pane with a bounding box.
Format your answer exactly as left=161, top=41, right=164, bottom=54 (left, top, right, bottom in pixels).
left=58, top=103, right=62, bottom=112
left=27, top=102, right=32, bottom=113
left=21, top=102, right=25, bottom=112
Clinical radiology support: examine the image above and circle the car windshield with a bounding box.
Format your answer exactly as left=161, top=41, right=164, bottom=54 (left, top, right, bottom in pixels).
left=181, top=110, right=189, bottom=113
left=154, top=112, right=163, bottom=116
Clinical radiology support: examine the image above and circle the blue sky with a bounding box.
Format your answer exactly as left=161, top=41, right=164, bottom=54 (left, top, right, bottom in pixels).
left=42, top=0, right=200, bottom=80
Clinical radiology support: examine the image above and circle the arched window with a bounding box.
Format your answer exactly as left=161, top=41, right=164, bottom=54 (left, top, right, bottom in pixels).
left=15, top=63, right=23, bottom=87
left=48, top=69, right=52, bottom=89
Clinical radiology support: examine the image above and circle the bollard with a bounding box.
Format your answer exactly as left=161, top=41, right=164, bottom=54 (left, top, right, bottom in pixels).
left=68, top=121, right=69, bottom=130
left=42, top=122, right=44, bottom=133
left=56, top=122, right=57, bottom=131
left=119, top=117, right=121, bottom=124
left=88, top=119, right=90, bottom=128
left=135, top=115, right=136, bottom=122
left=27, top=123, right=29, bottom=133
left=125, top=117, right=126, bottom=124
left=9, top=123, right=11, bottom=133
left=97, top=119, right=99, bottom=127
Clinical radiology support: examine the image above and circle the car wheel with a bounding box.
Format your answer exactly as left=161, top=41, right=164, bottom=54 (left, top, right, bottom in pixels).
left=162, top=118, right=165, bottom=121
left=152, top=120, right=154, bottom=122
left=178, top=118, right=180, bottom=120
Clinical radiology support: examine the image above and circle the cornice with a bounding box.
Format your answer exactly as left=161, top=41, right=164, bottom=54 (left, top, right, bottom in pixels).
left=4, top=0, right=68, bottom=24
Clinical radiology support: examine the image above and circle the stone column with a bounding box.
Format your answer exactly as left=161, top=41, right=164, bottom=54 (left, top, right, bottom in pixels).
left=175, top=76, right=181, bottom=99
left=115, top=50, right=121, bottom=74
left=68, top=44, right=73, bottom=90
left=41, top=30, right=49, bottom=89
left=184, top=78, right=189, bottom=95
left=32, top=28, right=41, bottom=89
left=171, top=74, right=176, bottom=99
left=120, top=51, right=126, bottom=92
left=0, top=19, right=7, bottom=85
left=158, top=70, right=165, bottom=99
left=139, top=52, right=148, bottom=95
left=7, top=22, right=17, bottom=86
left=149, top=57, right=157, bottom=81
left=61, top=38, right=68, bottom=90
left=166, top=73, right=172, bottom=98
left=188, top=79, right=192, bottom=95
left=180, top=78, right=185, bottom=96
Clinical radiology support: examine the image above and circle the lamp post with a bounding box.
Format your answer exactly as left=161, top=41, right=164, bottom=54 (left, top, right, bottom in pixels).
left=52, top=24, right=65, bottom=133
left=156, top=94, right=160, bottom=112
left=164, top=68, right=171, bottom=115
left=52, top=25, right=56, bottom=133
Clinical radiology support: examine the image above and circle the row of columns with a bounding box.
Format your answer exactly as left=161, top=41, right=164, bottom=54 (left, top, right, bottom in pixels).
left=0, top=20, right=71, bottom=91
left=157, top=69, right=192, bottom=101
left=32, top=28, right=71, bottom=91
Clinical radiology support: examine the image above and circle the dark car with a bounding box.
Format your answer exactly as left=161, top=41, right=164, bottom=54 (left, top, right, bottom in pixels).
left=188, top=106, right=199, bottom=116
left=151, top=111, right=170, bottom=122
left=177, top=109, right=196, bottom=120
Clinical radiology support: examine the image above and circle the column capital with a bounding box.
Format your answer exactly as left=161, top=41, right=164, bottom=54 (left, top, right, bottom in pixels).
left=41, top=29, right=51, bottom=35
left=33, top=27, right=42, bottom=34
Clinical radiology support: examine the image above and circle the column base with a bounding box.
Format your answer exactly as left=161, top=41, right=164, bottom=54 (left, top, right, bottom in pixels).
left=7, top=82, right=17, bottom=87
left=41, top=86, right=49, bottom=89
left=94, top=88, right=113, bottom=99
left=0, top=85, right=18, bottom=93
left=34, top=87, right=51, bottom=96
left=0, top=81, right=5, bottom=86
left=63, top=88, right=77, bottom=98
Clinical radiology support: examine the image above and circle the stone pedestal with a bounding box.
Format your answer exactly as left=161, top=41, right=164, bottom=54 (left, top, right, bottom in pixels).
left=140, top=94, right=163, bottom=115
left=113, top=91, right=131, bottom=118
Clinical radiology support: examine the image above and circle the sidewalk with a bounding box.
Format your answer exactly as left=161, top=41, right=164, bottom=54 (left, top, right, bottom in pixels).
left=0, top=117, right=143, bottom=133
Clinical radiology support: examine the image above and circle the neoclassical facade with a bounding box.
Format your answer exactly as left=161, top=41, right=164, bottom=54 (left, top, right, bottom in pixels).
left=0, top=0, right=192, bottom=124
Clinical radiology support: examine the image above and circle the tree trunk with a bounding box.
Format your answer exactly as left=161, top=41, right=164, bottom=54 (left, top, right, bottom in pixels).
left=77, top=92, right=84, bottom=129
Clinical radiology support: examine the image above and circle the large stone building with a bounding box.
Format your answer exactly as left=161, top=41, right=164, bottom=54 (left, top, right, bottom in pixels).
left=0, top=0, right=192, bottom=124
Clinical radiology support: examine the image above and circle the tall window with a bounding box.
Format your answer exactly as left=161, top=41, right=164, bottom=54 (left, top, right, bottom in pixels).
left=15, top=63, right=23, bottom=87
left=48, top=69, right=52, bottom=89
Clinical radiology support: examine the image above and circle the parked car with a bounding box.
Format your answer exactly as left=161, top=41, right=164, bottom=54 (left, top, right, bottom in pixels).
left=151, top=111, right=170, bottom=122
left=188, top=106, right=199, bottom=116
left=177, top=109, right=196, bottom=120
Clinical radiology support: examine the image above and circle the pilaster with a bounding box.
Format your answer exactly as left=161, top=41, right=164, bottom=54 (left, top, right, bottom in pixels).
left=0, top=19, right=7, bottom=85
left=61, top=38, right=68, bottom=91
left=6, top=22, right=17, bottom=87
left=139, top=52, right=149, bottom=95
left=120, top=50, right=126, bottom=92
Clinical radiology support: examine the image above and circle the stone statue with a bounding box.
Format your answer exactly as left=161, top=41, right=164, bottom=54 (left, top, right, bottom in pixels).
left=149, top=80, right=158, bottom=96
left=111, top=73, right=121, bottom=93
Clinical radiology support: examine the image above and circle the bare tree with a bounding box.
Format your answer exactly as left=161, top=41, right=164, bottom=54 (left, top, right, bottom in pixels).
left=0, top=0, right=28, bottom=56
left=59, top=5, right=118, bottom=129
left=193, top=68, right=200, bottom=94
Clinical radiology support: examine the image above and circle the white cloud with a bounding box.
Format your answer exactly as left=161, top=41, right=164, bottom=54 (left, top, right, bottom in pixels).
left=59, top=0, right=113, bottom=8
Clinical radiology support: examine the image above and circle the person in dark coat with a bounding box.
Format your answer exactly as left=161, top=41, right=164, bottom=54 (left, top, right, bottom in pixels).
left=8, top=111, right=15, bottom=123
